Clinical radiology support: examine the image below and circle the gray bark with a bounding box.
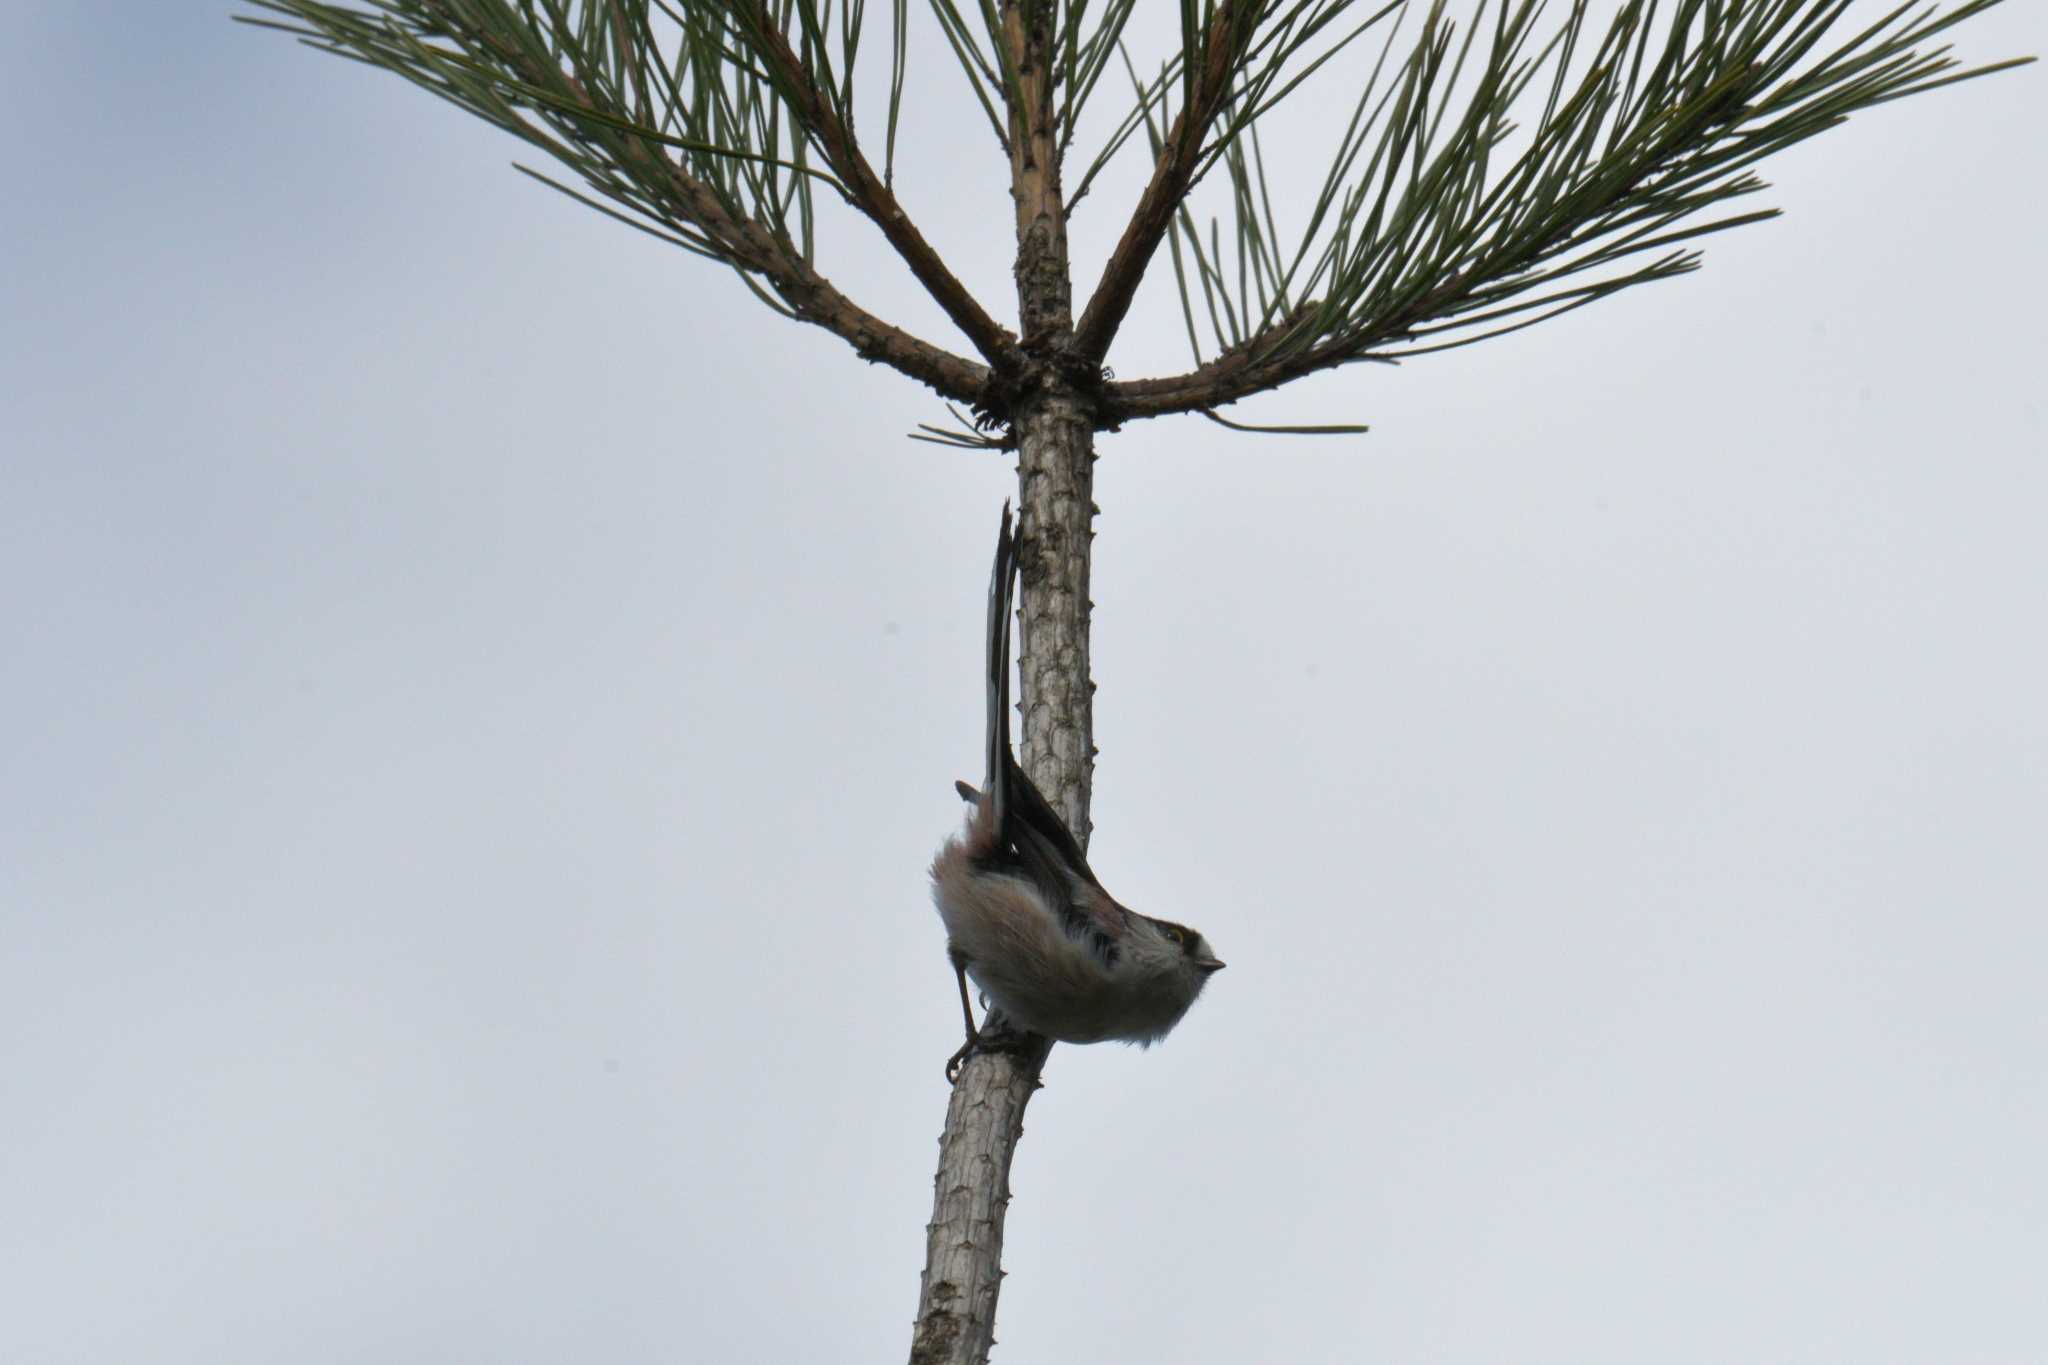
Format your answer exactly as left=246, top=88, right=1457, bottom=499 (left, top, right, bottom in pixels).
left=907, top=1028, right=1053, bottom=1365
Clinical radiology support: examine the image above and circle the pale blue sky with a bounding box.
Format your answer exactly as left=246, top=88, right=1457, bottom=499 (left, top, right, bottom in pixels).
left=4, top=3, right=2043, bottom=1362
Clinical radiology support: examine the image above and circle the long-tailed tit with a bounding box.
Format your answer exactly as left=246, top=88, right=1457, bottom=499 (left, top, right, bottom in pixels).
left=930, top=506, right=1223, bottom=1081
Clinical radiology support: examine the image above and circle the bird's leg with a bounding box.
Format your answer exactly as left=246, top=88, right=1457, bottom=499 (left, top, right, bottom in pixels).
left=945, top=951, right=980, bottom=1085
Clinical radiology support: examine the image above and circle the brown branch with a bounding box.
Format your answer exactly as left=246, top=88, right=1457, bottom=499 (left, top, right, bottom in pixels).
left=1070, top=0, right=1256, bottom=364
left=1101, top=310, right=1364, bottom=421
left=412, top=0, right=1007, bottom=400
left=417, top=3, right=998, bottom=407
left=741, top=3, right=1022, bottom=372
left=1002, top=0, right=1072, bottom=346
left=656, top=165, right=995, bottom=403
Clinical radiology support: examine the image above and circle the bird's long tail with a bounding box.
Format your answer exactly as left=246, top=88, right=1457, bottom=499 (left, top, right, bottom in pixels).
left=984, top=503, right=1017, bottom=837
left=980, top=505, right=1103, bottom=892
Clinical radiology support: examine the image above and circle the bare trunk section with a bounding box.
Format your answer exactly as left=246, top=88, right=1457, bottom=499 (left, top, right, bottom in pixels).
left=907, top=1027, right=1053, bottom=1365
left=1012, top=398, right=1096, bottom=838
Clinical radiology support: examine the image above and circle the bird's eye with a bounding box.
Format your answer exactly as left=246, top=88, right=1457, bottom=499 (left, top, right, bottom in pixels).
left=1158, top=924, right=1184, bottom=946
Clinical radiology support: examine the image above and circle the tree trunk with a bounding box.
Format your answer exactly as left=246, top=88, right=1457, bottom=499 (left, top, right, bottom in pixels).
left=907, top=390, right=1096, bottom=1365
left=908, top=3, right=1091, bottom=1356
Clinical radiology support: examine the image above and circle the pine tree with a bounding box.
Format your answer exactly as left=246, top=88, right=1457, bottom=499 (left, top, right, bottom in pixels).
left=239, top=3, right=2026, bottom=1360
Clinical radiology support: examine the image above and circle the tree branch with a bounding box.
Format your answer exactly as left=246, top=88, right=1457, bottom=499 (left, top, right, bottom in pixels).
left=737, top=1, right=1024, bottom=371
left=244, top=0, right=1011, bottom=404
left=1002, top=0, right=1073, bottom=346
left=1101, top=301, right=1344, bottom=420
left=1070, top=0, right=1257, bottom=363
left=663, top=165, right=996, bottom=402
left=512, top=36, right=1001, bottom=405
left=1129, top=0, right=2030, bottom=404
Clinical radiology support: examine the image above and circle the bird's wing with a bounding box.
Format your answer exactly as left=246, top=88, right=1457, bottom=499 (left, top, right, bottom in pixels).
left=1001, top=753, right=1129, bottom=957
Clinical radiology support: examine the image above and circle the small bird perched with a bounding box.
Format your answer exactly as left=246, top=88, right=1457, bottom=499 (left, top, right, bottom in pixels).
left=930, top=505, right=1224, bottom=1082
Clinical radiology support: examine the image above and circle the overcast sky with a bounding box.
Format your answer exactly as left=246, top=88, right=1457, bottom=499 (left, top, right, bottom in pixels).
left=3, top=3, right=2043, bottom=1363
